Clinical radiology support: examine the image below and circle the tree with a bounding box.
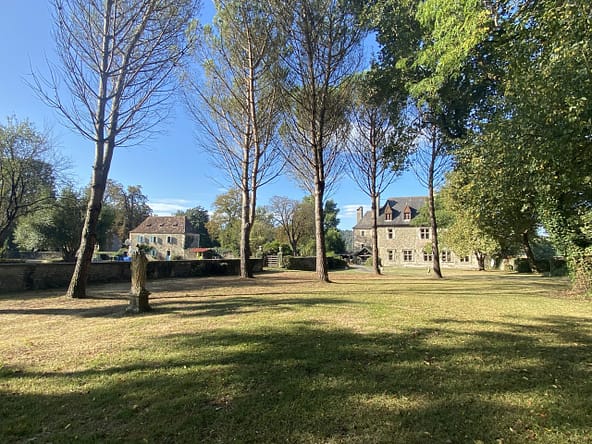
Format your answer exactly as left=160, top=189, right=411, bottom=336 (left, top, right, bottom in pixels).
left=207, top=188, right=242, bottom=254
left=409, top=105, right=453, bottom=278
left=0, top=117, right=58, bottom=254
left=369, top=0, right=475, bottom=278
left=413, top=187, right=500, bottom=271
left=15, top=188, right=79, bottom=261
left=269, top=196, right=307, bottom=256
left=14, top=187, right=117, bottom=261
left=104, top=181, right=153, bottom=244
left=250, top=207, right=276, bottom=251
left=345, top=72, right=409, bottom=274
left=277, top=0, right=364, bottom=282
left=185, top=0, right=283, bottom=278
left=35, top=0, right=198, bottom=297
left=176, top=206, right=213, bottom=247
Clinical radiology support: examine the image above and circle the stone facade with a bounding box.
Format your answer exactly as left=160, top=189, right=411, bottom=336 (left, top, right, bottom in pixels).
left=353, top=197, right=477, bottom=269
left=129, top=216, right=201, bottom=260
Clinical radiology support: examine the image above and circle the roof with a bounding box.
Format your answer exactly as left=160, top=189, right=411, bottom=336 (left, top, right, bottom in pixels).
left=353, top=196, right=428, bottom=229
left=130, top=216, right=197, bottom=235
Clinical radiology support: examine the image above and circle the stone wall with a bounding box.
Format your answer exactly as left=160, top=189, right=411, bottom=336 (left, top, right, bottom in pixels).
left=0, top=259, right=264, bottom=294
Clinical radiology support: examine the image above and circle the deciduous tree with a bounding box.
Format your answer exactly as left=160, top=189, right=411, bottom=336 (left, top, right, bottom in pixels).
left=0, top=117, right=58, bottom=254
left=35, top=0, right=198, bottom=297
left=276, top=0, right=364, bottom=281
left=345, top=73, right=409, bottom=274
left=185, top=0, right=283, bottom=278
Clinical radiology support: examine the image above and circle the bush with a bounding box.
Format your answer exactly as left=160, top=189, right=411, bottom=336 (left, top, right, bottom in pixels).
left=283, top=256, right=347, bottom=271
left=513, top=257, right=568, bottom=276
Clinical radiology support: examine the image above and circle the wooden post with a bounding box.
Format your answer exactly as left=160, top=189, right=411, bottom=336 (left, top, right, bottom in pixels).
left=128, top=250, right=151, bottom=313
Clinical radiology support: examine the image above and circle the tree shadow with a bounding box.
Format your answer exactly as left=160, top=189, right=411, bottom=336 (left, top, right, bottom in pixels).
left=2, top=317, right=591, bottom=442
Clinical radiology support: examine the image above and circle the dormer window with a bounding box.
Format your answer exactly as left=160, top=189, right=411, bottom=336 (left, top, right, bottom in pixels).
left=403, top=205, right=412, bottom=221
left=384, top=206, right=393, bottom=221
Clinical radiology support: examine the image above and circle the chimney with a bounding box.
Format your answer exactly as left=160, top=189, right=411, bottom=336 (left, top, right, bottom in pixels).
left=356, top=206, right=364, bottom=223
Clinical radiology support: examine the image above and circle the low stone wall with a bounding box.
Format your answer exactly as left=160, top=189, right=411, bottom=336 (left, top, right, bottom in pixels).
left=0, top=259, right=263, bottom=294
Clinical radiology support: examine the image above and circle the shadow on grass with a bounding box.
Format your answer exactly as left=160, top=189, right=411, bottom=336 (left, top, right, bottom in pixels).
left=0, top=295, right=355, bottom=319
left=2, top=317, right=591, bottom=443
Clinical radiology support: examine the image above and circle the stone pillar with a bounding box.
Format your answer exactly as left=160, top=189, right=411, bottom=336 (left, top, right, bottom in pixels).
left=128, top=250, right=151, bottom=313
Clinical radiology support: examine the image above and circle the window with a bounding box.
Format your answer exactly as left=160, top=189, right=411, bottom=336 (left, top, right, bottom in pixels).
left=420, top=228, right=430, bottom=239
left=360, top=230, right=365, bottom=237
left=385, top=212, right=392, bottom=221
left=137, top=235, right=145, bottom=243
left=441, top=250, right=452, bottom=262
left=388, top=250, right=394, bottom=261
left=166, top=235, right=173, bottom=244
left=403, top=211, right=411, bottom=221
left=387, top=228, right=393, bottom=239
left=423, top=252, right=433, bottom=262
left=460, top=255, right=470, bottom=263
left=403, top=250, right=413, bottom=262
left=150, top=236, right=158, bottom=243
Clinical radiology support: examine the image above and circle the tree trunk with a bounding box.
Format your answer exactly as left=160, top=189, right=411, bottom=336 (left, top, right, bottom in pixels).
left=475, top=251, right=486, bottom=271
left=66, top=167, right=106, bottom=298
left=239, top=184, right=253, bottom=278
left=428, top=144, right=442, bottom=278
left=371, top=193, right=381, bottom=275
left=522, top=230, right=538, bottom=273
left=128, top=249, right=151, bottom=313
left=314, top=174, right=329, bottom=282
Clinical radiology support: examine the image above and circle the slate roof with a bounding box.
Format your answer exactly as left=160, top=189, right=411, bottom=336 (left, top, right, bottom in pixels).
left=130, top=216, right=197, bottom=235
left=353, top=196, right=428, bottom=229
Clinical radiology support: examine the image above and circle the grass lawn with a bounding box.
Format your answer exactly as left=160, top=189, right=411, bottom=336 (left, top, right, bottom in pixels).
left=1, top=268, right=590, bottom=443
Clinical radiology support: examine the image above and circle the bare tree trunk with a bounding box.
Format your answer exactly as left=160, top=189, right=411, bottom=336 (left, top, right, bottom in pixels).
left=128, top=249, right=151, bottom=313
left=371, top=193, right=381, bottom=275
left=67, top=142, right=113, bottom=298
left=314, top=172, right=329, bottom=282
left=429, top=187, right=442, bottom=278
left=239, top=151, right=253, bottom=278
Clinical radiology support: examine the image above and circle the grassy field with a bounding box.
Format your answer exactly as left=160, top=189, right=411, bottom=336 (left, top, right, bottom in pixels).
left=1, top=268, right=590, bottom=443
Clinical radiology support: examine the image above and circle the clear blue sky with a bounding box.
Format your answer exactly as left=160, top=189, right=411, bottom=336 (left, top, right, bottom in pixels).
left=0, top=0, right=425, bottom=230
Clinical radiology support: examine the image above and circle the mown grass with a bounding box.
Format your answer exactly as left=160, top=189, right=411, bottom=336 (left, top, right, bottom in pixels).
left=0, top=268, right=590, bottom=443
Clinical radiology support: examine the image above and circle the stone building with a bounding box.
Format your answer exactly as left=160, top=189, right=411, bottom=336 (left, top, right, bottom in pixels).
left=129, top=216, right=200, bottom=260
left=352, top=197, right=477, bottom=268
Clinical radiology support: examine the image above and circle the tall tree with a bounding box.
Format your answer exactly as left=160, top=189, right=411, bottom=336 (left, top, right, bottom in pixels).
left=345, top=72, right=409, bottom=274
left=35, top=0, right=198, bottom=297
left=276, top=0, right=364, bottom=282
left=185, top=0, right=283, bottom=278
left=0, top=117, right=58, bottom=254
left=409, top=105, right=452, bottom=278
left=369, top=0, right=474, bottom=278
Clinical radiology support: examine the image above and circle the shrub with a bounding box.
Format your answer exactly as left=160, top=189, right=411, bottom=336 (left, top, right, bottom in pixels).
left=283, top=256, right=347, bottom=271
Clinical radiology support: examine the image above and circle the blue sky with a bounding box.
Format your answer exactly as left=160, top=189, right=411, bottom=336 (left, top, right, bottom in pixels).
left=0, top=0, right=425, bottom=230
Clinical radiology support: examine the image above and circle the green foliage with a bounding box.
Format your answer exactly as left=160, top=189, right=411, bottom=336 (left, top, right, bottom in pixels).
left=411, top=195, right=453, bottom=228
left=103, top=181, right=153, bottom=243
left=14, top=187, right=86, bottom=261
left=0, top=117, right=57, bottom=251
left=176, top=206, right=213, bottom=247
left=325, top=227, right=346, bottom=255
